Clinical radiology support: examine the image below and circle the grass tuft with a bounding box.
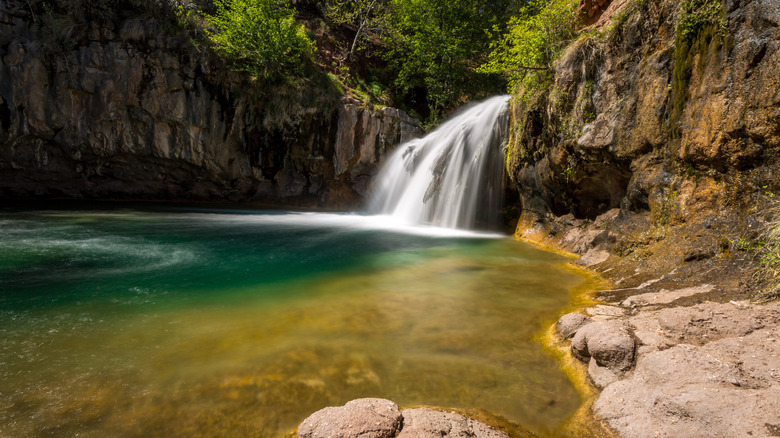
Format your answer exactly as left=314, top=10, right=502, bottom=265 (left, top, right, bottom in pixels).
left=755, top=208, right=780, bottom=302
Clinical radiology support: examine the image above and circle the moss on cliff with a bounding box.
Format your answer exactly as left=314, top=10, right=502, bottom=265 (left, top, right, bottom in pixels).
left=669, top=0, right=728, bottom=139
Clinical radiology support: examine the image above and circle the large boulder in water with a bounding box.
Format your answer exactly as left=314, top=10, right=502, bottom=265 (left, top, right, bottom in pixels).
left=297, top=398, right=403, bottom=438
left=297, top=400, right=511, bottom=438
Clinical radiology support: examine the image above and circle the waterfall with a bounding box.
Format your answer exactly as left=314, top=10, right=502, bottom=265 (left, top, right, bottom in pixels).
left=368, top=95, right=510, bottom=231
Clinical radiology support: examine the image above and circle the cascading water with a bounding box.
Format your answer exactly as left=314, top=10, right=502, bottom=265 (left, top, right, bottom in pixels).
left=368, top=95, right=510, bottom=231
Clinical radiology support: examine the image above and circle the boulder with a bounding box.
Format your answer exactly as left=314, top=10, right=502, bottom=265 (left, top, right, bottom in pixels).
left=297, top=398, right=403, bottom=438
left=297, top=402, right=512, bottom=438
left=571, top=320, right=635, bottom=373
left=555, top=312, right=592, bottom=339
left=397, top=408, right=509, bottom=438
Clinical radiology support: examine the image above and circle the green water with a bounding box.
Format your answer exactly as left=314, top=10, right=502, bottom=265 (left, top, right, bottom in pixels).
left=0, top=205, right=590, bottom=437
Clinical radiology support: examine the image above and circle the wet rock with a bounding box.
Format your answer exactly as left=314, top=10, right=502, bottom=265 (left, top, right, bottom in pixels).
left=571, top=320, right=635, bottom=373
left=556, top=312, right=592, bottom=339
left=397, top=408, right=510, bottom=438
left=297, top=398, right=403, bottom=438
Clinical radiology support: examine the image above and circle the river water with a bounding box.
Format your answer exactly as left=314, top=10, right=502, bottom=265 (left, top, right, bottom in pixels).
left=0, top=204, right=592, bottom=437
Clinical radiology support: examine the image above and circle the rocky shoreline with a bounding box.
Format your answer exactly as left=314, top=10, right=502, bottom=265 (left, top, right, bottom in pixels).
left=510, top=199, right=779, bottom=438
left=555, top=288, right=780, bottom=437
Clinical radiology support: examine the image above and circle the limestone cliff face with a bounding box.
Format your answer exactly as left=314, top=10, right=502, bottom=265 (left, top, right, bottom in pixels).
left=0, top=4, right=421, bottom=207
left=509, top=0, right=780, bottom=287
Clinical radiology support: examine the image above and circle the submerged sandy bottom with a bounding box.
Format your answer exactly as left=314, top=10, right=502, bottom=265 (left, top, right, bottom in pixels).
left=0, top=208, right=594, bottom=437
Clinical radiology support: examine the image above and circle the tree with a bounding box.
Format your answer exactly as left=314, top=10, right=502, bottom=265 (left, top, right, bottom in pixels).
left=203, top=0, right=316, bottom=79
left=479, top=0, right=580, bottom=90
left=324, top=0, right=389, bottom=61
left=384, top=0, right=508, bottom=122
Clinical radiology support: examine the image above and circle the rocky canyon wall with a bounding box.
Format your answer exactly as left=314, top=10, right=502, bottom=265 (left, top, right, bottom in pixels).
left=508, top=0, right=780, bottom=290
left=0, top=2, right=421, bottom=208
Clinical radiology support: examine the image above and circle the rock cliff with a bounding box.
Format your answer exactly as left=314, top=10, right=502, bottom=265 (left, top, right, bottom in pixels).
left=509, top=0, right=780, bottom=292
left=0, top=1, right=421, bottom=208
left=511, top=1, right=780, bottom=435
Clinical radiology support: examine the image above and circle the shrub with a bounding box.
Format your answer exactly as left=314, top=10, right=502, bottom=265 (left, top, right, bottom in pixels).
left=756, top=213, right=780, bottom=301
left=323, top=0, right=389, bottom=60
left=203, top=0, right=315, bottom=79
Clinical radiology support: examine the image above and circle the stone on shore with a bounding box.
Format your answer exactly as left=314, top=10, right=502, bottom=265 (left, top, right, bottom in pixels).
left=556, top=312, right=592, bottom=339
left=571, top=320, right=635, bottom=373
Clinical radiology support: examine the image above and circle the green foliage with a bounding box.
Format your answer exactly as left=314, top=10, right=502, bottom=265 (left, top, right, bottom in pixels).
left=731, top=236, right=759, bottom=253
left=324, top=0, right=389, bottom=60
left=384, top=0, right=511, bottom=122
left=562, top=159, right=577, bottom=182
left=480, top=0, right=581, bottom=91
left=203, top=0, right=315, bottom=79
left=757, top=237, right=780, bottom=301
left=754, top=206, right=780, bottom=301
left=677, top=0, right=728, bottom=40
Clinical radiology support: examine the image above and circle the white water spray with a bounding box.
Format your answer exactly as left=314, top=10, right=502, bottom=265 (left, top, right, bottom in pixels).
left=368, top=95, right=510, bottom=230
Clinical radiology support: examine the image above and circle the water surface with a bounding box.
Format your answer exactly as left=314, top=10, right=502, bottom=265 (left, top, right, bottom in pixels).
left=0, top=205, right=590, bottom=437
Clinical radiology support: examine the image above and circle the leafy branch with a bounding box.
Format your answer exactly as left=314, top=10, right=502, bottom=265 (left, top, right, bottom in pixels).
left=479, top=0, right=581, bottom=90
left=324, top=0, right=389, bottom=61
